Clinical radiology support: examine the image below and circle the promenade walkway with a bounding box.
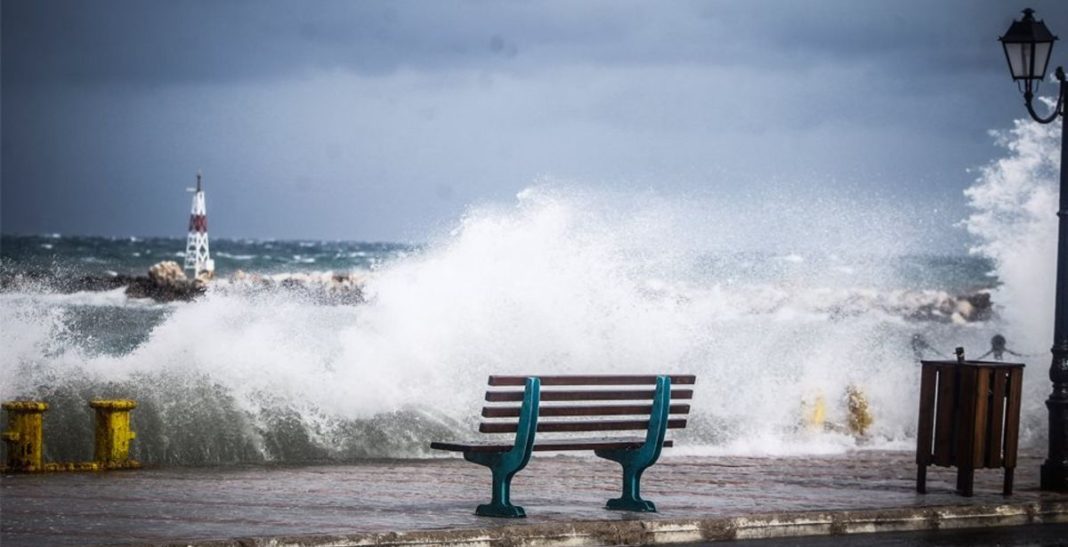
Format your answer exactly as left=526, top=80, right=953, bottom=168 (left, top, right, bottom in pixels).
left=2, top=450, right=1067, bottom=546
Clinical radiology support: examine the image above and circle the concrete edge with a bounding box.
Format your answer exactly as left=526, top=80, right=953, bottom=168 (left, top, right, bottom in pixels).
left=172, top=500, right=1068, bottom=547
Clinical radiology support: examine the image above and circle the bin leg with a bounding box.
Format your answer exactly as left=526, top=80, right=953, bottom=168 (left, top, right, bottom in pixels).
left=956, top=466, right=974, bottom=497
left=1003, top=467, right=1015, bottom=496
left=916, top=464, right=927, bottom=494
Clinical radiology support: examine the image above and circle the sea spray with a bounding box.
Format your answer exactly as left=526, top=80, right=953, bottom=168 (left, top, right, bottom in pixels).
left=0, top=187, right=1020, bottom=464
left=964, top=117, right=1060, bottom=443
left=964, top=119, right=1060, bottom=350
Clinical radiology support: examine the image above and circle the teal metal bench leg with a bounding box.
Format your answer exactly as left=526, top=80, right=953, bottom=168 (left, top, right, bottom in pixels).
left=464, top=377, right=540, bottom=518
left=602, top=460, right=655, bottom=511
left=595, top=375, right=671, bottom=513
left=470, top=466, right=524, bottom=517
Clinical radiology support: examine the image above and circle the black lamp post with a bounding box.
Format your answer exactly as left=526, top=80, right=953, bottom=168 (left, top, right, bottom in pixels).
left=1000, top=7, right=1068, bottom=492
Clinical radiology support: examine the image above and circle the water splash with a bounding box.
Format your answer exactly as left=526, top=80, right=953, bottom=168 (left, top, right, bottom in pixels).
left=0, top=185, right=1022, bottom=464
left=963, top=117, right=1060, bottom=446
left=964, top=120, right=1060, bottom=350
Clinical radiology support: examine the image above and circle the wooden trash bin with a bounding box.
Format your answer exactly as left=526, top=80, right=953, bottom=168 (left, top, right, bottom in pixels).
left=916, top=350, right=1024, bottom=496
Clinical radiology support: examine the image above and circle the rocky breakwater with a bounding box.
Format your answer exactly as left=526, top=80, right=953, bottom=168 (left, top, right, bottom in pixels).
left=652, top=285, right=996, bottom=324
left=123, top=261, right=205, bottom=302
left=906, top=290, right=992, bottom=324
left=816, top=288, right=994, bottom=323
left=124, top=262, right=367, bottom=304
left=0, top=261, right=365, bottom=305
left=0, top=260, right=203, bottom=302
left=217, top=270, right=365, bottom=305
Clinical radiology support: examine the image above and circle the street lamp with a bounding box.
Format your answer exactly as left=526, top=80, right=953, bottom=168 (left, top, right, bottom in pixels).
left=999, top=7, right=1068, bottom=492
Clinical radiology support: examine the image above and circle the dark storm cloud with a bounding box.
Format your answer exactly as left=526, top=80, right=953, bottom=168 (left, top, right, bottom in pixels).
left=3, top=0, right=1068, bottom=244
left=4, top=0, right=1032, bottom=85
left=4, top=0, right=446, bottom=83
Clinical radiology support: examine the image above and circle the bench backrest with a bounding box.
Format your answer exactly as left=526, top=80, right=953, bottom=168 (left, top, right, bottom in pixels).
left=480, top=375, right=694, bottom=447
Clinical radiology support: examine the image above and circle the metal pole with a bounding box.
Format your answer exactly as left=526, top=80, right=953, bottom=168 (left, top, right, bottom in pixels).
left=1043, top=76, right=1068, bottom=492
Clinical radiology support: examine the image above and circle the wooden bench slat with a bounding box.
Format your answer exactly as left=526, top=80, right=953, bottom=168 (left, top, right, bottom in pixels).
left=481, top=404, right=691, bottom=418
left=430, top=437, right=675, bottom=453
left=485, top=389, right=693, bottom=402
left=488, top=375, right=696, bottom=386
left=479, top=418, right=687, bottom=434
left=432, top=372, right=696, bottom=515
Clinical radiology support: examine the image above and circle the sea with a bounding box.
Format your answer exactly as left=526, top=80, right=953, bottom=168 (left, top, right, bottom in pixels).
left=0, top=118, right=1062, bottom=466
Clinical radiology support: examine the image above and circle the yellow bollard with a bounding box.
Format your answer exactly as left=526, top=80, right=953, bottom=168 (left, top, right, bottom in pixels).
left=89, top=399, right=139, bottom=468
left=846, top=385, right=873, bottom=437
left=2, top=401, right=48, bottom=472
left=801, top=393, right=827, bottom=432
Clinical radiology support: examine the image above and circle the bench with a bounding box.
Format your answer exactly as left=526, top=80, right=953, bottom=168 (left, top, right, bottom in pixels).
left=430, top=374, right=695, bottom=517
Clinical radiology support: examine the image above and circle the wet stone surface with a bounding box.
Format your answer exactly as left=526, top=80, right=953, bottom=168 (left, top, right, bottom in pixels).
left=1, top=450, right=1065, bottom=545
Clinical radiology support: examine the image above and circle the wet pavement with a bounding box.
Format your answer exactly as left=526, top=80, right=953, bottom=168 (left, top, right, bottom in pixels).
left=682, top=523, right=1068, bottom=546
left=2, top=450, right=1067, bottom=545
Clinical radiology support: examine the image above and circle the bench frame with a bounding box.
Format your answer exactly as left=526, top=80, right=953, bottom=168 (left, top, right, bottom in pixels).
left=463, top=377, right=541, bottom=518
left=596, top=376, right=671, bottom=512
left=436, top=375, right=678, bottom=518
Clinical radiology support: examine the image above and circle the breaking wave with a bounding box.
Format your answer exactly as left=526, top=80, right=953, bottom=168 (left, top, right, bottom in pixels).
left=1, top=123, right=1062, bottom=464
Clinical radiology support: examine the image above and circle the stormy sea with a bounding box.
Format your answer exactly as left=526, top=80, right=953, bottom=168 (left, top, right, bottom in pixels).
left=0, top=119, right=1060, bottom=466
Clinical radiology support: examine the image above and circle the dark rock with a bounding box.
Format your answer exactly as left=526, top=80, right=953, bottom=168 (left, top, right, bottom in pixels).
left=124, top=276, right=204, bottom=302
left=961, top=291, right=993, bottom=322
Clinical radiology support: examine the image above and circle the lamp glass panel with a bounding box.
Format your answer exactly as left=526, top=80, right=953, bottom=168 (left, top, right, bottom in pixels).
left=1006, top=42, right=1028, bottom=78
left=1034, top=41, right=1054, bottom=79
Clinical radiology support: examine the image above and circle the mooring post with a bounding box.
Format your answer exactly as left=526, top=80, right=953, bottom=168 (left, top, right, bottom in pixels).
left=2, top=401, right=48, bottom=472
left=89, top=399, right=139, bottom=468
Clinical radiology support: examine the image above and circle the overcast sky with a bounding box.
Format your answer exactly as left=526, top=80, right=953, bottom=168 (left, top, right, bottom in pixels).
left=3, top=0, right=1067, bottom=247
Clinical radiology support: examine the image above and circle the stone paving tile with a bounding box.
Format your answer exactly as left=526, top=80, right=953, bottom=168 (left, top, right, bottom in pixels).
left=2, top=450, right=1066, bottom=545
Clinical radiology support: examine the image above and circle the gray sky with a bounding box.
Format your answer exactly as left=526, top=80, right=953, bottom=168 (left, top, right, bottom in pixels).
left=3, top=0, right=1067, bottom=247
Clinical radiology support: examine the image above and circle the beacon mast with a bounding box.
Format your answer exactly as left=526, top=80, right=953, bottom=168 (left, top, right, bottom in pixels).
left=183, top=171, right=215, bottom=279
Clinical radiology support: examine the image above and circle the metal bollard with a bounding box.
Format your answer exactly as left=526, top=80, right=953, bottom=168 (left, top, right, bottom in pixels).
left=801, top=392, right=827, bottom=432
left=89, top=399, right=138, bottom=467
left=846, top=385, right=873, bottom=436
left=2, top=401, right=48, bottom=472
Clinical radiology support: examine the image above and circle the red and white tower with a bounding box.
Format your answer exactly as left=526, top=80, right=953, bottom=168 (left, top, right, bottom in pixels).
left=184, top=171, right=215, bottom=278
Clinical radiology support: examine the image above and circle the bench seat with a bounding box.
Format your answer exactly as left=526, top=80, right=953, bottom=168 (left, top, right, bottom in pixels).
left=430, top=374, right=695, bottom=517
left=430, top=437, right=674, bottom=453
